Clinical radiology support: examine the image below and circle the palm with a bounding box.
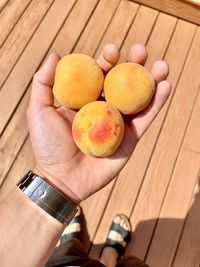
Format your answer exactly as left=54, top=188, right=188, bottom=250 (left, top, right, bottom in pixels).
left=28, top=45, right=170, bottom=202
left=30, top=104, right=137, bottom=200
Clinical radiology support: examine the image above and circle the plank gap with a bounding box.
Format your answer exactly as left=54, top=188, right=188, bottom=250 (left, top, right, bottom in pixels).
left=0, top=0, right=56, bottom=90
left=0, top=0, right=32, bottom=48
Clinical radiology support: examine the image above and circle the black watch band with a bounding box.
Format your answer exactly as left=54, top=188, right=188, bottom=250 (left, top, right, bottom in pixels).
left=17, top=171, right=78, bottom=225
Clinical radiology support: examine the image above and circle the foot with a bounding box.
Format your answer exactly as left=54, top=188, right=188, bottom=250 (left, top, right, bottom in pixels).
left=100, top=214, right=131, bottom=267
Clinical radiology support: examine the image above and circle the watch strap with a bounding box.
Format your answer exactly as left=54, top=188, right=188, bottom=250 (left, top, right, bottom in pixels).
left=17, top=171, right=78, bottom=225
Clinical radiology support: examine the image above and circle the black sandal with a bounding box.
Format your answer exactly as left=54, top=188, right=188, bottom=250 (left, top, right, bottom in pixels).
left=59, top=206, right=82, bottom=245
left=99, top=214, right=131, bottom=261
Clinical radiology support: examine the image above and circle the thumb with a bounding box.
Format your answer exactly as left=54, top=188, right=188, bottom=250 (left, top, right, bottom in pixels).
left=30, top=53, right=60, bottom=108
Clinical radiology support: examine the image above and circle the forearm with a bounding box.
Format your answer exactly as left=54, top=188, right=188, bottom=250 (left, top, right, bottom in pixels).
left=0, top=187, right=64, bottom=267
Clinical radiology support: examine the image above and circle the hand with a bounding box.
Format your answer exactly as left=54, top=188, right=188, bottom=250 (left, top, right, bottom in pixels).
left=27, top=44, right=171, bottom=204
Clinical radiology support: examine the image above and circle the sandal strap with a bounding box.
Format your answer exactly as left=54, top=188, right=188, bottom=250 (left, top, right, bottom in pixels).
left=99, top=218, right=131, bottom=261
left=70, top=214, right=81, bottom=224
left=60, top=232, right=79, bottom=243
left=60, top=210, right=82, bottom=243
left=110, top=222, right=131, bottom=243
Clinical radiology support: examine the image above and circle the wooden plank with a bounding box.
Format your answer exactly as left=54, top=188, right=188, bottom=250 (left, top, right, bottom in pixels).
left=0, top=137, right=34, bottom=201
left=0, top=90, right=30, bottom=187
left=94, top=0, right=139, bottom=58
left=81, top=181, right=116, bottom=249
left=0, top=0, right=31, bottom=47
left=0, top=0, right=76, bottom=135
left=184, top=0, right=200, bottom=7
left=146, top=89, right=200, bottom=267
left=127, top=27, right=200, bottom=260
left=50, top=0, right=99, bottom=56
left=0, top=0, right=9, bottom=13
left=73, top=0, right=121, bottom=55
left=172, top=168, right=200, bottom=267
left=171, top=86, right=200, bottom=267
left=89, top=11, right=178, bottom=258
left=0, top=0, right=100, bottom=187
left=130, top=0, right=200, bottom=25
left=143, top=14, right=177, bottom=69
left=183, top=99, right=200, bottom=154
left=119, top=5, right=159, bottom=62
left=0, top=0, right=55, bottom=89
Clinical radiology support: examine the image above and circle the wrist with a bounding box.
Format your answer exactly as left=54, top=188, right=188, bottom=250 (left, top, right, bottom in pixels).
left=15, top=187, right=64, bottom=229
left=0, top=187, right=64, bottom=267
left=33, top=166, right=81, bottom=205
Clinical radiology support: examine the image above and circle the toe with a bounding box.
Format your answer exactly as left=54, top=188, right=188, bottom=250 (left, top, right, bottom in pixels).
left=114, top=216, right=121, bottom=224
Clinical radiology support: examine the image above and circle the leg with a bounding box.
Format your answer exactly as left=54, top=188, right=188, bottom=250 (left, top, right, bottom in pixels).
left=100, top=246, right=118, bottom=267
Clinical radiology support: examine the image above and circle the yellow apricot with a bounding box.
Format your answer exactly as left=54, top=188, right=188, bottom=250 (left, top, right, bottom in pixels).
left=104, top=62, right=155, bottom=115
left=72, top=101, right=124, bottom=157
left=53, top=54, right=104, bottom=109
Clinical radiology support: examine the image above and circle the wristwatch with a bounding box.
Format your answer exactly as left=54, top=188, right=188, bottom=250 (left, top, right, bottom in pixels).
left=17, top=171, right=78, bottom=225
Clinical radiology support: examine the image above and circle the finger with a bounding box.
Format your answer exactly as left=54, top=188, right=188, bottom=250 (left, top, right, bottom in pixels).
left=151, top=60, right=169, bottom=84
left=30, top=53, right=60, bottom=108
left=127, top=44, right=148, bottom=66
left=96, top=44, right=120, bottom=73
left=131, top=80, right=171, bottom=138
left=57, top=106, right=76, bottom=124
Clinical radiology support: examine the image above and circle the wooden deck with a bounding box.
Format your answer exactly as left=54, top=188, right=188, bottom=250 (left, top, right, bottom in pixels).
left=0, top=0, right=200, bottom=266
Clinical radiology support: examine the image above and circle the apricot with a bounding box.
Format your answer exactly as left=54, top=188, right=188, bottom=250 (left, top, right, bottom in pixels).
left=72, top=101, right=124, bottom=157
left=104, top=62, right=155, bottom=115
left=53, top=54, right=104, bottom=109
